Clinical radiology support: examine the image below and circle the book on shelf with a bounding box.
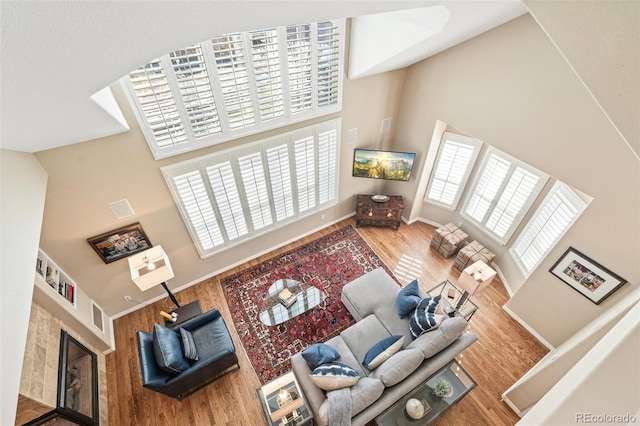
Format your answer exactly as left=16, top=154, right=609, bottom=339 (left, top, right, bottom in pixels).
left=278, top=288, right=297, bottom=308
left=46, top=266, right=60, bottom=286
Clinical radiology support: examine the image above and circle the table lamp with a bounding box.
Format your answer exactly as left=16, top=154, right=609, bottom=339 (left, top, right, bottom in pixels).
left=128, top=245, right=181, bottom=308
left=456, top=260, right=496, bottom=310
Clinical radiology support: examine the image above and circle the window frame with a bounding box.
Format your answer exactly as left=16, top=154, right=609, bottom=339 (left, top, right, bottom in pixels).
left=461, top=147, right=549, bottom=245
left=510, top=181, right=587, bottom=277
left=424, top=132, right=482, bottom=210
left=161, top=118, right=341, bottom=258
left=122, top=20, right=344, bottom=160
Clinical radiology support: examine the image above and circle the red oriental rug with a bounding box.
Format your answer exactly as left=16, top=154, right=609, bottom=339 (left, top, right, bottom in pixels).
left=220, top=225, right=395, bottom=384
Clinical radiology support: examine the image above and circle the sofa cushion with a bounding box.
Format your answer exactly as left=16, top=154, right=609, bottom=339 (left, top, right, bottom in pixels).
left=318, top=377, right=385, bottom=424
left=302, top=343, right=341, bottom=369
left=152, top=324, right=190, bottom=374
left=408, top=296, right=443, bottom=340
left=310, top=362, right=360, bottom=391
left=362, top=335, right=404, bottom=370
left=370, top=348, right=424, bottom=387
left=179, top=327, right=199, bottom=361
left=340, top=314, right=391, bottom=371
left=407, top=316, right=468, bottom=358
left=397, top=279, right=421, bottom=318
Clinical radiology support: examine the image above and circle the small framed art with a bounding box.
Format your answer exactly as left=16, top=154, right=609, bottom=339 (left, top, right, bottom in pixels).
left=549, top=247, right=627, bottom=305
left=87, top=222, right=152, bottom=264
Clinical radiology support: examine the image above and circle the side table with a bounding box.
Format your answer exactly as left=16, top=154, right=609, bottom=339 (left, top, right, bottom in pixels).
left=375, top=359, right=476, bottom=425
left=355, top=194, right=404, bottom=230
left=426, top=281, right=478, bottom=321
left=165, top=300, right=202, bottom=327
left=257, top=371, right=313, bottom=426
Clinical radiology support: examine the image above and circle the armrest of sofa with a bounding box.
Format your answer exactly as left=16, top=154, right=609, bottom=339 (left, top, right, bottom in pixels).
left=136, top=330, right=172, bottom=390
left=291, top=353, right=326, bottom=422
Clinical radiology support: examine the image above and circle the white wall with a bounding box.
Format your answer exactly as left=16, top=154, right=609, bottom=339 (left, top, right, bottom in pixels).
left=395, top=13, right=639, bottom=348
left=517, top=301, right=640, bottom=425
left=0, top=150, right=48, bottom=426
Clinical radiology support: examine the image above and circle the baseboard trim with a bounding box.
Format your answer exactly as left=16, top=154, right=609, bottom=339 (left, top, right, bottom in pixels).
left=111, top=212, right=356, bottom=320
left=502, top=304, right=555, bottom=350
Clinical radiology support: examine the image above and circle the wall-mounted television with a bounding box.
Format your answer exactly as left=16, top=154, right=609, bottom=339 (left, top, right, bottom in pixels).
left=352, top=148, right=416, bottom=182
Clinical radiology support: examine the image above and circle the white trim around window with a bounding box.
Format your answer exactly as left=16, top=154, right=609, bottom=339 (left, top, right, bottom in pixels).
left=462, top=147, right=549, bottom=245
left=510, top=181, right=588, bottom=277
left=424, top=132, right=482, bottom=210
left=161, top=118, right=341, bottom=258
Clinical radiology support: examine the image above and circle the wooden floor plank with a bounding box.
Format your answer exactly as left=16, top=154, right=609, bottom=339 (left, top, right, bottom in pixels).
left=106, top=218, right=548, bottom=425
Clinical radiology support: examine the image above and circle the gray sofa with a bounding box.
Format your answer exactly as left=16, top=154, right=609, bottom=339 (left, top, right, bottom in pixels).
left=291, top=268, right=478, bottom=425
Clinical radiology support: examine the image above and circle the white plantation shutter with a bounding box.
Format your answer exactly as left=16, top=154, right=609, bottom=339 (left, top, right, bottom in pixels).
left=317, top=21, right=341, bottom=107
left=485, top=167, right=540, bottom=239
left=127, top=60, right=187, bottom=148
left=238, top=153, right=273, bottom=230
left=123, top=20, right=343, bottom=160
left=465, top=154, right=511, bottom=223
left=249, top=29, right=284, bottom=122
left=286, top=24, right=313, bottom=114
left=463, top=148, right=547, bottom=244
left=206, top=162, right=249, bottom=241
left=294, top=135, right=316, bottom=212
left=317, top=128, right=338, bottom=204
left=210, top=34, right=256, bottom=130
left=511, top=182, right=587, bottom=276
left=425, top=133, right=480, bottom=209
left=161, top=118, right=340, bottom=258
left=169, top=45, right=221, bottom=138
left=172, top=171, right=224, bottom=250
left=266, top=144, right=295, bottom=222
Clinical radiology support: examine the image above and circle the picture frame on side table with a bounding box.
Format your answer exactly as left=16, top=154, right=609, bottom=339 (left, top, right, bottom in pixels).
left=549, top=247, right=627, bottom=305
left=87, top=222, right=152, bottom=264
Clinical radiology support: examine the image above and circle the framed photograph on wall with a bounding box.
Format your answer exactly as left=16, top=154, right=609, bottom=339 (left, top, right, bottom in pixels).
left=549, top=247, right=627, bottom=305
left=87, top=222, right=152, bottom=264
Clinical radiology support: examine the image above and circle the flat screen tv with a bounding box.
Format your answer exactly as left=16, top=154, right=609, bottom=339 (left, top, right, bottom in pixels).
left=352, top=148, right=416, bottom=182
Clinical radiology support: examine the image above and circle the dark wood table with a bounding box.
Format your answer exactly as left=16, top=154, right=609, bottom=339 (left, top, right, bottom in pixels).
left=165, top=300, right=202, bottom=326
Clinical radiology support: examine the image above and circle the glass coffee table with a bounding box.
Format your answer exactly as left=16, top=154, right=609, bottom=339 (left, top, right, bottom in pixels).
left=375, top=359, right=476, bottom=425
left=259, top=278, right=326, bottom=326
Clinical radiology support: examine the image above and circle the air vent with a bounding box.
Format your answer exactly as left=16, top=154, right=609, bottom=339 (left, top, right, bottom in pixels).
left=109, top=199, right=134, bottom=219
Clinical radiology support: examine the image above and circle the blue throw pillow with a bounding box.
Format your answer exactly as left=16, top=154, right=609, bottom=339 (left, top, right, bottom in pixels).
left=152, top=324, right=190, bottom=374
left=397, top=279, right=421, bottom=318
left=362, top=335, right=404, bottom=369
left=309, top=361, right=360, bottom=391
left=408, top=296, right=443, bottom=340
left=302, top=343, right=341, bottom=369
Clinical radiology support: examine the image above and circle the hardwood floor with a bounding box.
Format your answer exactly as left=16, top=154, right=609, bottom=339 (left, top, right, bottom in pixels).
left=106, top=218, right=548, bottom=425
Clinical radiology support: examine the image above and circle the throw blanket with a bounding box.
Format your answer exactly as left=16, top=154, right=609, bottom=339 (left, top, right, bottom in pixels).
left=327, top=388, right=352, bottom=426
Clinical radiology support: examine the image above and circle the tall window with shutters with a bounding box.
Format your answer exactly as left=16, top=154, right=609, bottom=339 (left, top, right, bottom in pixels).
left=510, top=182, right=587, bottom=276
left=123, top=20, right=343, bottom=160
left=425, top=132, right=482, bottom=209
left=161, top=119, right=340, bottom=258
left=462, top=148, right=548, bottom=244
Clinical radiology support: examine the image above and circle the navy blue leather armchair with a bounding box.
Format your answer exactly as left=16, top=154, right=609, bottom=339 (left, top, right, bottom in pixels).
left=136, top=308, right=239, bottom=400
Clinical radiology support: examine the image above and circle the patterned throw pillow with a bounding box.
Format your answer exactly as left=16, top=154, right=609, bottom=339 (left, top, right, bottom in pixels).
left=310, top=361, right=360, bottom=391
left=179, top=327, right=199, bottom=361
left=397, top=279, right=421, bottom=318
left=302, top=343, right=341, bottom=369
left=408, top=296, right=444, bottom=340
left=362, top=335, right=404, bottom=370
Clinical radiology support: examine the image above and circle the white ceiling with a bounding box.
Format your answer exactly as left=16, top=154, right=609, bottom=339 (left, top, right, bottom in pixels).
left=0, top=1, right=527, bottom=154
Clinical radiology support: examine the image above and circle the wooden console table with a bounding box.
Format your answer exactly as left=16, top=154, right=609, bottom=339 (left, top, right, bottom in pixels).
left=355, top=194, right=404, bottom=230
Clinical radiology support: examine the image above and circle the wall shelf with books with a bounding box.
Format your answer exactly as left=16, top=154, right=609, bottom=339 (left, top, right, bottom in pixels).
left=33, top=249, right=114, bottom=352
left=36, top=250, right=76, bottom=307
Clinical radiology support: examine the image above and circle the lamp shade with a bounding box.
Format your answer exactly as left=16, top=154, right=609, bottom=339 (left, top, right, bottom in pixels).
left=128, top=245, right=174, bottom=291
left=457, top=260, right=496, bottom=295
